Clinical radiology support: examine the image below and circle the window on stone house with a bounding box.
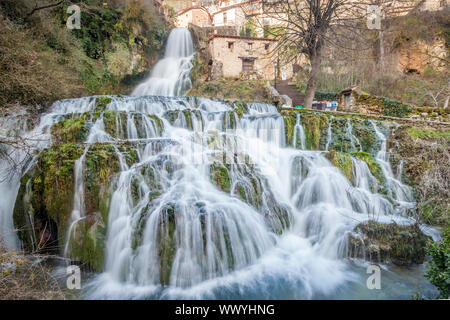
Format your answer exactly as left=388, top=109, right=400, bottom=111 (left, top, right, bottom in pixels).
left=228, top=42, right=234, bottom=51
left=265, top=43, right=270, bottom=50
left=242, top=58, right=254, bottom=72
left=247, top=42, right=253, bottom=50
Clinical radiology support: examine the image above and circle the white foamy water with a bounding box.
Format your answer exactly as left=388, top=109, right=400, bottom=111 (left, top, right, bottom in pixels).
left=132, top=28, right=194, bottom=97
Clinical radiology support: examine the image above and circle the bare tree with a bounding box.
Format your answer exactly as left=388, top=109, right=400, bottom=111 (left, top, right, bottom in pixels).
left=423, top=79, right=450, bottom=108
left=26, top=0, right=65, bottom=18
left=261, top=0, right=421, bottom=108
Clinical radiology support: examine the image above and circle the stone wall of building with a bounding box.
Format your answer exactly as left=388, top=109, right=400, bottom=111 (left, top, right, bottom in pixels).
left=208, top=35, right=293, bottom=80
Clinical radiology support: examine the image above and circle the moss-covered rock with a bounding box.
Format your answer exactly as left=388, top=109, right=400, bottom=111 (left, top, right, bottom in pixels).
left=13, top=142, right=126, bottom=270
left=32, top=143, right=85, bottom=238
left=103, top=110, right=128, bottom=138
left=210, top=162, right=231, bottom=193
left=232, top=101, right=249, bottom=119
left=51, top=118, right=90, bottom=144
left=281, top=111, right=329, bottom=149
left=222, top=111, right=238, bottom=130
left=348, top=221, right=430, bottom=266
left=157, top=203, right=177, bottom=285
left=84, top=143, right=121, bottom=216
left=283, top=114, right=297, bottom=147
left=301, top=113, right=329, bottom=150
left=95, top=96, right=112, bottom=113
left=351, top=151, right=384, bottom=184
left=324, top=150, right=354, bottom=182
left=67, top=212, right=107, bottom=271
left=351, top=119, right=378, bottom=155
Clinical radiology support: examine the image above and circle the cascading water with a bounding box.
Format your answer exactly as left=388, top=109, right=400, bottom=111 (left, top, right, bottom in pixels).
left=292, top=113, right=306, bottom=150
left=0, top=94, right=438, bottom=299
left=132, top=28, right=194, bottom=97
left=0, top=27, right=439, bottom=299
left=370, top=121, right=413, bottom=206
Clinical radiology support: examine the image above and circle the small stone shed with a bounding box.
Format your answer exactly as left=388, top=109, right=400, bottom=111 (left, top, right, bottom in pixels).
left=339, top=86, right=362, bottom=111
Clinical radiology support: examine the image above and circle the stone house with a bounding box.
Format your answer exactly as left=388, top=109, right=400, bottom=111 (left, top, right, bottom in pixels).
left=208, top=34, right=293, bottom=80
left=176, top=6, right=213, bottom=28
left=211, top=3, right=248, bottom=32
left=339, top=86, right=360, bottom=111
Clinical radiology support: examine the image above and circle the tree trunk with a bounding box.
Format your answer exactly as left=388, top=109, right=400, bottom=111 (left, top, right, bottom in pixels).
left=304, top=46, right=323, bottom=109
left=379, top=27, right=385, bottom=73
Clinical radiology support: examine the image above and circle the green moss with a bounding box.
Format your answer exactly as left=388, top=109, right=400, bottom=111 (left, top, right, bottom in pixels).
left=408, top=127, right=450, bottom=142
left=301, top=113, right=329, bottom=150
left=324, top=150, right=354, bottom=182
left=51, top=118, right=90, bottom=144
left=84, top=143, right=121, bottom=216
left=210, top=162, right=231, bottom=193
left=352, top=152, right=384, bottom=183
left=182, top=109, right=193, bottom=130
left=187, top=80, right=271, bottom=104
left=95, top=96, right=112, bottom=113
left=103, top=110, right=127, bottom=138
left=13, top=140, right=123, bottom=265
left=222, top=111, right=237, bottom=130
left=352, top=119, right=378, bottom=155
left=163, top=110, right=180, bottom=126
left=35, top=143, right=84, bottom=240
left=232, top=101, right=249, bottom=119
left=67, top=214, right=107, bottom=271
left=147, top=115, right=164, bottom=135
left=355, top=92, right=412, bottom=118
left=237, top=185, right=246, bottom=201
left=283, top=114, right=297, bottom=147
left=158, top=203, right=177, bottom=285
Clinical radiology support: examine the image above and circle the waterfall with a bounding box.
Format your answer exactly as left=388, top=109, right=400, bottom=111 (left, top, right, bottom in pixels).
left=0, top=94, right=434, bottom=298
left=0, top=110, right=60, bottom=249
left=371, top=121, right=413, bottom=205
left=0, top=27, right=435, bottom=299
left=132, top=28, right=194, bottom=97
left=345, top=119, right=362, bottom=152
left=292, top=113, right=306, bottom=150
left=325, top=116, right=333, bottom=151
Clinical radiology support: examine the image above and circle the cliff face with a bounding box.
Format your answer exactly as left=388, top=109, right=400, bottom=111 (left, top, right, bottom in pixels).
left=395, top=37, right=448, bottom=74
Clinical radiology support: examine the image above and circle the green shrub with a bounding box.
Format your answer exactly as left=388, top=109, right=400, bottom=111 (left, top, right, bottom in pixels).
left=425, top=228, right=450, bottom=299
left=382, top=98, right=412, bottom=118
left=314, top=90, right=338, bottom=101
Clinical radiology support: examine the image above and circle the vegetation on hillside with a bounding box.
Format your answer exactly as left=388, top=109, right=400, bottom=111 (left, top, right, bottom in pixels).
left=0, top=242, right=71, bottom=300
left=0, top=0, right=169, bottom=113
left=389, top=125, right=450, bottom=227
left=425, top=228, right=450, bottom=299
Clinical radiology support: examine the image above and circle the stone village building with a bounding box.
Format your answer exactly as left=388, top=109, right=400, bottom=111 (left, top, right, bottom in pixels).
left=208, top=34, right=293, bottom=80
left=176, top=6, right=213, bottom=27
left=175, top=0, right=448, bottom=82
